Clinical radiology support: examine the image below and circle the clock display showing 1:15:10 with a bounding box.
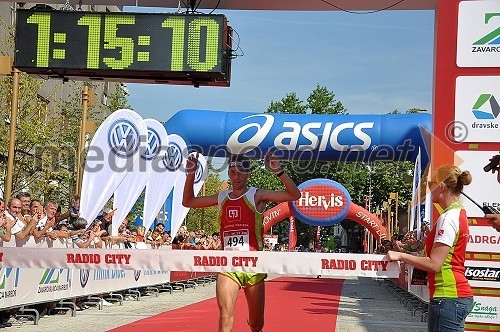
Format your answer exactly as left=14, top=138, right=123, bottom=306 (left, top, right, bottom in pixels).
left=15, top=9, right=227, bottom=74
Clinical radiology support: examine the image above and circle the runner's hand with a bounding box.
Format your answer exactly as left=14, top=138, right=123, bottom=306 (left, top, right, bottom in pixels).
left=264, top=149, right=282, bottom=174
left=186, top=152, right=199, bottom=174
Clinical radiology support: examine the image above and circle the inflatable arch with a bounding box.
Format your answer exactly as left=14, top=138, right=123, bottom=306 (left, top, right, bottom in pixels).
left=164, top=110, right=430, bottom=242
left=262, top=201, right=389, bottom=243
left=165, top=110, right=431, bottom=164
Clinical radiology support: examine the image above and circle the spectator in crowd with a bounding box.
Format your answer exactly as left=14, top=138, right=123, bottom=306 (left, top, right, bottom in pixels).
left=183, top=151, right=300, bottom=332
left=33, top=201, right=58, bottom=240
left=155, top=223, right=165, bottom=234
left=70, top=217, right=97, bottom=248
left=162, top=231, right=172, bottom=246
left=16, top=192, right=31, bottom=216
left=29, top=200, right=42, bottom=217
left=387, top=164, right=474, bottom=332
left=6, top=198, right=37, bottom=240
left=135, top=226, right=148, bottom=249
left=53, top=222, right=84, bottom=239
left=136, top=226, right=146, bottom=242
left=0, top=199, right=12, bottom=242
left=69, top=196, right=80, bottom=223
left=99, top=208, right=115, bottom=236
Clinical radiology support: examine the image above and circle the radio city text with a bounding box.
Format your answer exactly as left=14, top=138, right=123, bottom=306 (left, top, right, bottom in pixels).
left=67, top=253, right=131, bottom=265
left=321, top=259, right=389, bottom=271
left=194, top=255, right=258, bottom=267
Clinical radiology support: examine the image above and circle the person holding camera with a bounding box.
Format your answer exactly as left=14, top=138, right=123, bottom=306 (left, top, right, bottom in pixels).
left=484, top=154, right=500, bottom=232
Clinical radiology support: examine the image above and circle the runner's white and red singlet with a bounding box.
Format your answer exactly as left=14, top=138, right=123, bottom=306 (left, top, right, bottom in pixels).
left=218, top=187, right=264, bottom=251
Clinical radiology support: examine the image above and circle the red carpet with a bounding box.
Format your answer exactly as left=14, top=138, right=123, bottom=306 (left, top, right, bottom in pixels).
left=112, top=277, right=344, bottom=331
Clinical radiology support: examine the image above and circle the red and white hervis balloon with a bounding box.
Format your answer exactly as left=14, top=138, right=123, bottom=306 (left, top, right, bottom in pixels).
left=292, top=179, right=351, bottom=226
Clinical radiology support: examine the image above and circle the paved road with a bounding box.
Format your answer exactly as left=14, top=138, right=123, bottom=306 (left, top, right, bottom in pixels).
left=9, top=276, right=427, bottom=331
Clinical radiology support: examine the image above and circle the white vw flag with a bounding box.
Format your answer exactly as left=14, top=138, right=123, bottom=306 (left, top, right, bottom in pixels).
left=80, top=109, right=147, bottom=226
left=111, top=118, right=161, bottom=236
left=170, top=152, right=208, bottom=238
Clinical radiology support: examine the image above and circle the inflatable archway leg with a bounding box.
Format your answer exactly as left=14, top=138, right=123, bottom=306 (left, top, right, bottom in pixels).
left=345, top=203, right=389, bottom=243
left=263, top=202, right=292, bottom=233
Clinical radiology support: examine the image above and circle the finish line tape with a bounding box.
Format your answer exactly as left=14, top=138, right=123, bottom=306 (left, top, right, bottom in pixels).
left=0, top=248, right=400, bottom=278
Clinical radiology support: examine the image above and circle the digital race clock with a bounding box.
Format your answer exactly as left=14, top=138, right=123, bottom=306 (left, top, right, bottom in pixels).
left=14, top=9, right=232, bottom=86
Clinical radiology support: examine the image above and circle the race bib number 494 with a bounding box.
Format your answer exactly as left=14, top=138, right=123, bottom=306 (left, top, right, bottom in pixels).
left=223, top=230, right=250, bottom=251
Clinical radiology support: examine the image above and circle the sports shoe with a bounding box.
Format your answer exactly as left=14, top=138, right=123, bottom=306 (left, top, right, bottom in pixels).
left=101, top=299, right=113, bottom=306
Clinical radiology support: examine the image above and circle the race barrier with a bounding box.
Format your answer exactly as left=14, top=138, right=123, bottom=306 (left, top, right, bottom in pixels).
left=0, top=267, right=170, bottom=310
left=0, top=247, right=400, bottom=278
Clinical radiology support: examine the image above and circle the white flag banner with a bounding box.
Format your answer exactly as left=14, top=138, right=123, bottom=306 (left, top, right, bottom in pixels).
left=80, top=109, right=146, bottom=225
left=111, top=118, right=159, bottom=236
left=145, top=134, right=189, bottom=231
left=409, top=147, right=421, bottom=233
left=423, top=192, right=432, bottom=233
left=141, top=122, right=174, bottom=231
left=170, top=152, right=208, bottom=237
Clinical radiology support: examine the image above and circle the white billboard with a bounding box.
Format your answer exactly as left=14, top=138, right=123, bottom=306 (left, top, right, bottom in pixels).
left=455, top=150, right=500, bottom=217
left=455, top=77, right=500, bottom=143
left=457, top=1, right=500, bottom=67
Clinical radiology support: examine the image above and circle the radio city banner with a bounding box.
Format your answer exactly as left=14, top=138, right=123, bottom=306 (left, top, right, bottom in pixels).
left=0, top=248, right=399, bottom=279
left=164, top=110, right=431, bottom=164
left=291, top=179, right=389, bottom=242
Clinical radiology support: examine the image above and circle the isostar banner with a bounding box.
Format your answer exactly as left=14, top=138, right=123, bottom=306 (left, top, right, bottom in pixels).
left=165, top=110, right=431, bottom=164
left=111, top=119, right=161, bottom=236
left=141, top=121, right=171, bottom=231
left=80, top=109, right=147, bottom=225
left=0, top=247, right=400, bottom=278
left=170, top=152, right=208, bottom=237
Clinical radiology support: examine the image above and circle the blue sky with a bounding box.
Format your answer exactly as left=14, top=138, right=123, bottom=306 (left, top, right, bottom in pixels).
left=124, top=7, right=435, bottom=123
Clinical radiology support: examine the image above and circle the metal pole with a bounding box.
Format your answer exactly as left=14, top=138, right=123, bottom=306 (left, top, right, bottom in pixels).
left=200, top=182, right=206, bottom=225
left=5, top=68, right=20, bottom=202
left=395, top=193, right=399, bottom=234
left=75, top=85, right=89, bottom=196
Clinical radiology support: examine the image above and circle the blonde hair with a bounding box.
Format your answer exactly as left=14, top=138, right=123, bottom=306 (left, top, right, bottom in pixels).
left=136, top=226, right=146, bottom=237
left=433, top=164, right=472, bottom=195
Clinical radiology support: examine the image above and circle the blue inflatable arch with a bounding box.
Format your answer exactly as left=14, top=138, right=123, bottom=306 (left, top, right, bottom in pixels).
left=164, top=110, right=431, bottom=164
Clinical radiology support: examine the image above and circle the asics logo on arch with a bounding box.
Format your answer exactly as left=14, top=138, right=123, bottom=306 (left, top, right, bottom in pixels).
left=226, top=114, right=374, bottom=154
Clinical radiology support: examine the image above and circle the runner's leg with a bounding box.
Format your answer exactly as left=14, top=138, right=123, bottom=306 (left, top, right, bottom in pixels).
left=244, top=280, right=265, bottom=332
left=217, top=274, right=240, bottom=332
